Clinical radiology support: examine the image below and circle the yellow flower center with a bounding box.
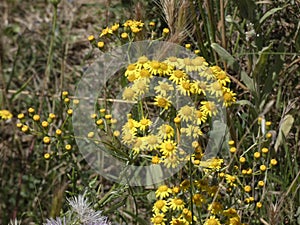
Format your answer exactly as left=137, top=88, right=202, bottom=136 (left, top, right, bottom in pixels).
left=148, top=136, right=157, bottom=145
left=223, top=92, right=233, bottom=101
left=174, top=198, right=183, bottom=205
left=174, top=70, right=184, bottom=78
left=157, top=98, right=168, bottom=107
left=138, top=56, right=148, bottom=64
left=183, top=58, right=192, bottom=65
left=205, top=102, right=216, bottom=111
left=140, top=69, right=150, bottom=78
left=160, top=63, right=168, bottom=71
left=192, top=57, right=205, bottom=66
left=163, top=125, right=172, bottom=133
left=158, top=185, right=168, bottom=192
left=181, top=81, right=190, bottom=90
left=216, top=71, right=227, bottom=80
left=153, top=215, right=163, bottom=223
left=150, top=61, right=160, bottom=69
left=155, top=200, right=165, bottom=209
left=127, top=64, right=136, bottom=71
left=140, top=118, right=149, bottom=126
left=166, top=143, right=174, bottom=151
left=168, top=56, right=177, bottom=62
left=212, top=82, right=222, bottom=91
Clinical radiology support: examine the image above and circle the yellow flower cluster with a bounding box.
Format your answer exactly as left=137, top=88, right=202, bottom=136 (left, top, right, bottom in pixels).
left=0, top=109, right=13, bottom=120
left=16, top=91, right=79, bottom=159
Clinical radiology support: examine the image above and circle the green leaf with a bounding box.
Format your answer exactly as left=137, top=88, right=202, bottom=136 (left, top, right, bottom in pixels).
left=241, top=71, right=255, bottom=93
left=259, top=7, right=284, bottom=26
left=275, top=114, right=294, bottom=151
left=251, top=43, right=273, bottom=80
left=211, top=43, right=239, bottom=70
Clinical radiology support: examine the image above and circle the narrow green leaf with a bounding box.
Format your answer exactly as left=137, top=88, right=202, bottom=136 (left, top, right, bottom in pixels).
left=251, top=43, right=273, bottom=80
left=275, top=114, right=294, bottom=151
left=241, top=71, right=255, bottom=93
left=259, top=7, right=284, bottom=26
left=211, top=43, right=238, bottom=70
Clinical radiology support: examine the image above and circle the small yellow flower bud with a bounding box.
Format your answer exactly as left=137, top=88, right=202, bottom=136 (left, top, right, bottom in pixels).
left=228, top=140, right=235, bottom=145
left=90, top=113, right=97, bottom=119
left=56, top=129, right=62, bottom=135
left=270, top=159, right=277, bottom=166
left=73, top=99, right=80, bottom=105
left=64, top=98, right=70, bottom=103
left=246, top=168, right=253, bottom=175
left=43, top=136, right=51, bottom=144
left=97, top=41, right=104, bottom=48
left=230, top=147, right=237, bottom=153
left=152, top=155, right=160, bottom=164
left=194, top=49, right=200, bottom=54
left=261, top=147, right=269, bottom=154
left=28, top=108, right=35, bottom=113
left=244, top=185, right=251, bottom=192
left=258, top=181, right=264, bottom=187
left=239, top=157, right=246, bottom=163
left=254, top=152, right=261, bottom=159
left=88, top=35, right=95, bottom=41
left=87, top=132, right=95, bottom=138
left=256, top=202, right=262, bottom=208
left=185, top=43, right=191, bottom=49
left=33, top=115, right=40, bottom=121
left=174, top=117, right=181, bottom=124
left=44, top=153, right=51, bottom=159
left=149, top=21, right=155, bottom=26
left=163, top=28, right=169, bottom=34
left=65, top=144, right=72, bottom=151
left=42, top=121, right=49, bottom=127
left=17, top=113, right=25, bottom=119
left=67, top=109, right=73, bottom=115
left=260, top=165, right=267, bottom=172
left=21, top=125, right=29, bottom=132
left=105, top=114, right=112, bottom=120
left=16, top=123, right=23, bottom=128
left=113, top=130, right=120, bottom=137
left=121, top=32, right=128, bottom=39
left=266, top=132, right=272, bottom=138
left=49, top=113, right=56, bottom=119
left=265, top=121, right=272, bottom=126
left=62, top=91, right=68, bottom=96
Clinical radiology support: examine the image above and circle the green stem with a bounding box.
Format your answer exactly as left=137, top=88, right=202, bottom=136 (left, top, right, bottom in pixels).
left=38, top=4, right=58, bottom=114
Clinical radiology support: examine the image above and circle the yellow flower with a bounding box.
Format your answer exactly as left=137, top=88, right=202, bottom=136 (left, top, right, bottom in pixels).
left=100, top=27, right=113, bottom=37
left=200, top=158, right=223, bottom=170
left=230, top=147, right=237, bottom=153
left=209, top=81, right=223, bottom=97
left=228, top=216, right=241, bottom=225
left=254, top=152, right=261, bottom=159
left=65, top=144, right=72, bottom=151
left=177, top=80, right=192, bottom=96
left=162, top=154, right=180, bottom=168
left=113, top=130, right=120, bottom=137
left=191, top=80, right=207, bottom=95
left=260, top=165, right=267, bottom=172
left=33, top=114, right=40, bottom=121
left=208, top=202, right=223, bottom=214
left=16, top=123, right=22, bottom=128
left=152, top=155, right=160, bottom=164
left=151, top=213, right=166, bottom=225
left=266, top=132, right=272, bottom=138
left=64, top=97, right=70, bottom=103
left=97, top=41, right=105, bottom=48
left=256, top=202, right=262, bottom=208
left=215, top=70, right=231, bottom=85
left=270, top=158, right=277, bottom=166
left=261, top=147, right=269, bottom=153
left=17, top=113, right=25, bottom=119
left=169, top=198, right=185, bottom=211
left=153, top=200, right=168, bottom=214
left=121, top=32, right=128, bottom=39
left=132, top=78, right=149, bottom=97
left=160, top=140, right=177, bottom=157
left=149, top=21, right=155, bottom=26
left=145, top=60, right=161, bottom=75
left=178, top=105, right=196, bottom=122
left=244, top=185, right=251, bottom=192
left=163, top=28, right=169, bottom=34
left=122, top=87, right=136, bottom=101
left=146, top=135, right=161, bottom=150
left=111, top=23, right=119, bottom=31
left=192, top=193, right=206, bottom=206
left=169, top=70, right=187, bottom=84
left=88, top=35, right=95, bottom=41
left=158, top=124, right=174, bottom=139
left=87, top=132, right=95, bottom=138
left=258, top=180, right=265, bottom=187
left=21, top=125, right=29, bottom=132
left=225, top=174, right=236, bottom=186
left=239, top=157, right=246, bottom=163
left=222, top=88, right=236, bottom=107
left=154, top=81, right=174, bottom=96
left=121, top=132, right=136, bottom=145
left=42, top=121, right=49, bottom=127
left=138, top=117, right=152, bottom=131
left=49, top=113, right=56, bottom=119
left=56, top=129, right=62, bottom=135
left=28, top=107, right=35, bottom=113
left=154, top=96, right=171, bottom=110
left=155, top=185, right=172, bottom=199
left=62, top=91, right=68, bottom=96
left=200, top=101, right=218, bottom=117
left=43, top=136, right=51, bottom=144
left=132, top=137, right=146, bottom=155
left=182, top=124, right=203, bottom=138
left=204, top=216, right=221, bottom=225
left=44, top=153, right=51, bottom=159
left=67, top=109, right=73, bottom=115
left=0, top=109, right=13, bottom=120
